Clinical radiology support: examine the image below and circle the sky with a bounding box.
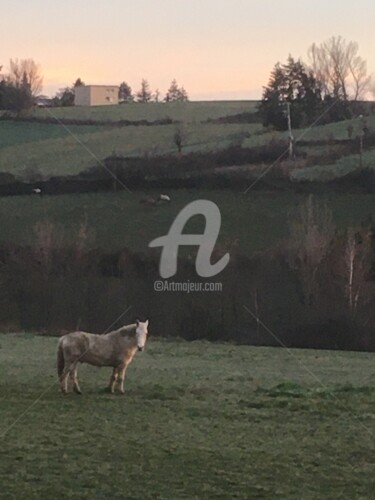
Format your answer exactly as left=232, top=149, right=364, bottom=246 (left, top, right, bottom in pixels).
left=1, top=0, right=374, bottom=100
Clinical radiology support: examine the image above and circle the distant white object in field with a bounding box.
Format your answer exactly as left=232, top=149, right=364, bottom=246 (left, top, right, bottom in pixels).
left=140, top=194, right=170, bottom=206
left=33, top=188, right=42, bottom=196
left=159, top=194, right=170, bottom=202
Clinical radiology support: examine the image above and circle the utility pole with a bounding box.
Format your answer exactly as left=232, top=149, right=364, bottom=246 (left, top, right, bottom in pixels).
left=286, top=102, right=294, bottom=159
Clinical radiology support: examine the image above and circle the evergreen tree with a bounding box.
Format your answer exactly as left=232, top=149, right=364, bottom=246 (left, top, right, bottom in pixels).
left=259, top=56, right=323, bottom=130
left=136, top=79, right=152, bottom=103
left=165, top=79, right=189, bottom=102
left=119, top=81, right=133, bottom=102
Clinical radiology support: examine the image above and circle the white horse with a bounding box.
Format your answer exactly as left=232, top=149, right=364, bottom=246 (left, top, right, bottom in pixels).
left=57, top=320, right=149, bottom=394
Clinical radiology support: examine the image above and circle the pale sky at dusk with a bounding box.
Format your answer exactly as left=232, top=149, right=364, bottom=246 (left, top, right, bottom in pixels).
left=1, top=0, right=374, bottom=100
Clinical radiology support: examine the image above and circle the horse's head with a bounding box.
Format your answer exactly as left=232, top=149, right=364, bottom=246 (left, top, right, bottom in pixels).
left=135, top=319, right=149, bottom=351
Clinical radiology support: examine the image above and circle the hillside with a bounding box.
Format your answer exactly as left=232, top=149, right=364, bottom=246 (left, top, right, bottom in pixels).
left=0, top=101, right=374, bottom=186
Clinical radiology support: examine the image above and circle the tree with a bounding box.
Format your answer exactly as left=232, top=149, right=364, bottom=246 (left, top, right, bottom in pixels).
left=0, top=68, right=33, bottom=115
left=164, top=79, right=189, bottom=102
left=52, top=78, right=84, bottom=107
left=308, top=36, right=372, bottom=101
left=73, top=78, right=84, bottom=88
left=119, top=81, right=133, bottom=102
left=1, top=82, right=33, bottom=114
left=8, top=58, right=43, bottom=96
left=341, top=227, right=372, bottom=318
left=53, top=87, right=74, bottom=107
left=259, top=56, right=323, bottom=130
left=153, top=88, right=160, bottom=103
left=136, top=79, right=152, bottom=103
left=173, top=124, right=186, bottom=154
left=0, top=66, right=6, bottom=109
left=286, top=195, right=335, bottom=306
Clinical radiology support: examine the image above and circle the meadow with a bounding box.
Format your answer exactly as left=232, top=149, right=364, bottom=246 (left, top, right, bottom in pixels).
left=0, top=121, right=103, bottom=149
left=1, top=190, right=375, bottom=253
left=0, top=122, right=260, bottom=179
left=31, top=100, right=259, bottom=123
left=1, top=101, right=375, bottom=183
left=0, top=333, right=374, bottom=499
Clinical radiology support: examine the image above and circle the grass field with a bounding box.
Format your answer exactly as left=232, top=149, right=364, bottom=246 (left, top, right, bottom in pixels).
left=1, top=190, right=375, bottom=253
left=0, top=121, right=104, bottom=149
left=291, top=148, right=375, bottom=182
left=243, top=114, right=375, bottom=149
left=1, top=102, right=375, bottom=182
left=0, top=122, right=260, bottom=179
left=0, top=334, right=374, bottom=498
left=31, top=100, right=259, bottom=122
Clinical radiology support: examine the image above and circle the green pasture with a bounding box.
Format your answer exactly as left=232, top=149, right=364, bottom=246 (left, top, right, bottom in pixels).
left=0, top=334, right=374, bottom=498
left=291, top=148, right=375, bottom=182
left=0, top=122, right=261, bottom=180
left=0, top=190, right=374, bottom=253
left=0, top=121, right=103, bottom=149
left=1, top=100, right=375, bottom=187
left=31, top=100, right=259, bottom=123
left=243, top=113, right=375, bottom=149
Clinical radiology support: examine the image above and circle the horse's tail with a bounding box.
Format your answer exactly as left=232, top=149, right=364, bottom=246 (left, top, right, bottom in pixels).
left=57, top=340, right=65, bottom=378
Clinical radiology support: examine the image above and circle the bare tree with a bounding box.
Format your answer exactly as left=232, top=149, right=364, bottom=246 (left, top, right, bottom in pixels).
left=8, top=58, right=43, bottom=96
left=340, top=227, right=372, bottom=318
left=153, top=88, right=160, bottom=103
left=173, top=124, right=186, bottom=154
left=286, top=195, right=335, bottom=305
left=308, top=36, right=372, bottom=101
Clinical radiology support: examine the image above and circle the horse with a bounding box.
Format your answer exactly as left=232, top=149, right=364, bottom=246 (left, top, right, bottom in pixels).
left=57, top=320, right=149, bottom=395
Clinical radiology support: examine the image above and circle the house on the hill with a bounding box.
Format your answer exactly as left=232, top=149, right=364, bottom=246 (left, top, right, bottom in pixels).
left=74, top=85, right=119, bottom=106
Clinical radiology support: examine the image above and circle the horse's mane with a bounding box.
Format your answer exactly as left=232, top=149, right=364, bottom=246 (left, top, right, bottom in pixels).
left=105, top=323, right=137, bottom=336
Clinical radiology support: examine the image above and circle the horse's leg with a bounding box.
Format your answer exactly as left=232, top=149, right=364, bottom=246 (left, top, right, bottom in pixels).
left=118, top=364, right=128, bottom=395
left=108, top=368, right=118, bottom=394
left=60, top=360, right=76, bottom=394
left=60, top=367, right=71, bottom=394
left=71, top=364, right=82, bottom=394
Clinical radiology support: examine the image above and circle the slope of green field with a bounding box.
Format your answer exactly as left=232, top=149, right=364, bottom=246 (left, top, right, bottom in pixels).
left=291, top=148, right=375, bottom=182
left=296, top=114, right=375, bottom=141
left=0, top=123, right=261, bottom=179
left=243, top=114, right=375, bottom=149
left=31, top=100, right=259, bottom=122
left=1, top=102, right=375, bottom=184
left=0, top=190, right=374, bottom=253
left=0, top=334, right=374, bottom=498
left=0, top=121, right=104, bottom=148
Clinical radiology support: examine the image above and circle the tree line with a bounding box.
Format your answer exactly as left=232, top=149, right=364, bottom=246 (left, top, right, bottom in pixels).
left=0, top=59, right=43, bottom=114
left=54, top=77, right=188, bottom=107
left=259, top=36, right=374, bottom=130
left=0, top=196, right=373, bottom=350
left=0, top=59, right=188, bottom=113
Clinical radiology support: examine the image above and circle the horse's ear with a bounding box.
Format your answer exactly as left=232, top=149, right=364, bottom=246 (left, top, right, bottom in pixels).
left=145, top=319, right=149, bottom=327
left=136, top=319, right=140, bottom=326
